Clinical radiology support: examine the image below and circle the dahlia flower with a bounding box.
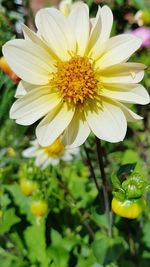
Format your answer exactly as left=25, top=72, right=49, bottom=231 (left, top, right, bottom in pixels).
left=23, top=138, right=79, bottom=169
left=2, top=4, right=149, bottom=148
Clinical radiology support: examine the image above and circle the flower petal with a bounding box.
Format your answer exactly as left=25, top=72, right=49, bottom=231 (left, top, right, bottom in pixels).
left=88, top=6, right=113, bottom=58
left=101, top=84, right=150, bottom=104
left=2, top=39, right=55, bottom=84
left=68, top=3, right=89, bottom=56
left=99, top=6, right=113, bottom=43
left=22, top=147, right=38, bottom=158
left=36, top=103, right=75, bottom=146
left=22, top=24, right=57, bottom=60
left=87, top=6, right=101, bottom=52
left=15, top=80, right=37, bottom=98
left=115, top=101, right=143, bottom=122
left=35, top=153, right=48, bottom=167
left=62, top=109, right=91, bottom=148
left=95, top=34, right=142, bottom=68
left=100, top=63, right=145, bottom=84
left=85, top=100, right=127, bottom=143
left=10, top=87, right=61, bottom=125
left=35, top=7, right=76, bottom=60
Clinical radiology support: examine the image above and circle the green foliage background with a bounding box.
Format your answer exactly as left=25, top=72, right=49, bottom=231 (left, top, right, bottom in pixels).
left=0, top=0, right=150, bottom=266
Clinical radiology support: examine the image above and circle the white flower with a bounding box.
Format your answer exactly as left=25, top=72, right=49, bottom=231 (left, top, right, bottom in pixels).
left=3, top=4, right=149, bottom=148
left=23, top=138, right=79, bottom=169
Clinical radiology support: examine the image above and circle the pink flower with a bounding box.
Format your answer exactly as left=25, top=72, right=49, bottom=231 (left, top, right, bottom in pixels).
left=131, top=27, right=150, bottom=48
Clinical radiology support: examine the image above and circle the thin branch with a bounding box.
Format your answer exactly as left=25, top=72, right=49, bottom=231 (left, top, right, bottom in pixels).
left=95, top=137, right=112, bottom=237
left=83, top=144, right=101, bottom=196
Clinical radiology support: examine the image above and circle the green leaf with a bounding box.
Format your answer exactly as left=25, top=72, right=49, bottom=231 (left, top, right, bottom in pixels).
left=117, top=163, right=136, bottom=180
left=24, top=220, right=49, bottom=267
left=111, top=173, right=121, bottom=189
left=48, top=246, right=69, bottom=267
left=143, top=222, right=150, bottom=248
left=115, top=0, right=124, bottom=5
left=92, top=236, right=124, bottom=265
left=91, top=209, right=108, bottom=229
left=5, top=184, right=34, bottom=223
left=0, top=208, right=20, bottom=234
left=131, top=0, right=147, bottom=9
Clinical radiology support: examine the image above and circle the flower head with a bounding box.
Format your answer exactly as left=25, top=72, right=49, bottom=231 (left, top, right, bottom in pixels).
left=3, top=4, right=149, bottom=147
left=23, top=138, right=79, bottom=169
left=134, top=10, right=150, bottom=26
left=131, top=27, right=150, bottom=48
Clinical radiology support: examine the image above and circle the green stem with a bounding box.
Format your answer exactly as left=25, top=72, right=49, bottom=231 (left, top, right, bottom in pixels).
left=95, top=137, right=112, bottom=237
left=84, top=144, right=101, bottom=196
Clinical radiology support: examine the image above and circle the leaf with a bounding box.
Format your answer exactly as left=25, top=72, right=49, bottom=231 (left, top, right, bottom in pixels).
left=91, top=209, right=108, bottom=229
left=24, top=220, right=49, bottom=267
left=5, top=184, right=34, bottom=223
left=0, top=208, right=20, bottom=234
left=92, top=236, right=124, bottom=265
left=111, top=173, right=121, bottom=189
left=115, top=0, right=124, bottom=5
left=131, top=0, right=147, bottom=9
left=142, top=222, right=150, bottom=248
left=117, top=163, right=136, bottom=180
left=48, top=246, right=69, bottom=267
left=121, top=150, right=148, bottom=179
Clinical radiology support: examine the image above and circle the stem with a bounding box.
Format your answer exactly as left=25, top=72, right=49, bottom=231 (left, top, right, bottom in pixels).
left=95, top=137, right=112, bottom=237
left=84, top=144, right=101, bottom=196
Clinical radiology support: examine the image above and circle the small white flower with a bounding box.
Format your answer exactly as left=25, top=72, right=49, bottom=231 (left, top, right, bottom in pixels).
left=23, top=138, right=79, bottom=169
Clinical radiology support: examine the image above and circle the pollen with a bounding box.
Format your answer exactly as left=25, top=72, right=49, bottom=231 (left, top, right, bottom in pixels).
left=54, top=56, right=98, bottom=105
left=42, top=138, right=65, bottom=158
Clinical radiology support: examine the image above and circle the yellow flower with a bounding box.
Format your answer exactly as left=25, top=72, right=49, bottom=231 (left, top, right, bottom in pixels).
left=22, top=138, right=79, bottom=168
left=3, top=4, right=149, bottom=147
left=7, top=147, right=16, bottom=157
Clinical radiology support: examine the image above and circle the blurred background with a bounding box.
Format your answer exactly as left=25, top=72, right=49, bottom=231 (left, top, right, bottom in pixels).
left=0, top=1, right=150, bottom=267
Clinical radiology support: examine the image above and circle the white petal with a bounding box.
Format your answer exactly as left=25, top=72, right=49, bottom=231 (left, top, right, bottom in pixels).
left=42, top=158, right=53, bottom=169
left=50, top=158, right=60, bottom=166
left=101, top=84, right=150, bottom=104
left=95, top=34, right=142, bottom=68
left=100, top=63, right=145, bottom=84
left=87, top=7, right=101, bottom=52
left=68, top=3, right=89, bottom=56
left=22, top=147, right=38, bottom=158
left=88, top=6, right=113, bottom=58
left=35, top=153, right=48, bottom=167
left=2, top=39, right=55, bottom=85
left=15, top=81, right=27, bottom=98
left=15, top=81, right=38, bottom=98
left=22, top=24, right=57, bottom=60
left=35, top=8, right=76, bottom=60
left=85, top=100, right=127, bottom=143
left=99, top=6, right=113, bottom=43
left=10, top=87, right=61, bottom=125
left=36, top=103, right=75, bottom=146
left=115, top=101, right=143, bottom=122
left=62, top=109, right=90, bottom=148
left=62, top=153, right=73, bottom=161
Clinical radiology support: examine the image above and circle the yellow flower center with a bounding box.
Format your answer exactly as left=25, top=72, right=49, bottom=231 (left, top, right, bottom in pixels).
left=54, top=56, right=98, bottom=105
left=42, top=138, right=65, bottom=158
